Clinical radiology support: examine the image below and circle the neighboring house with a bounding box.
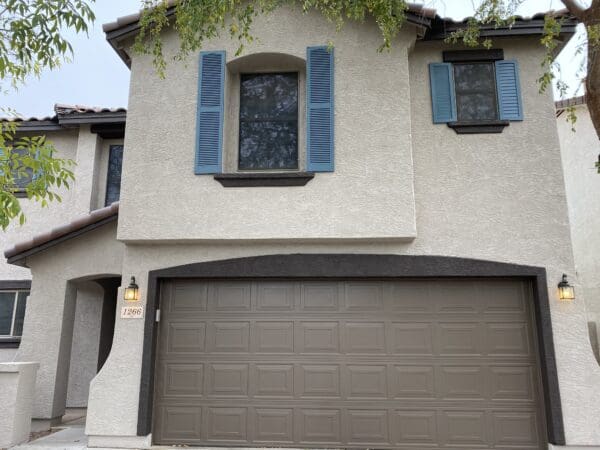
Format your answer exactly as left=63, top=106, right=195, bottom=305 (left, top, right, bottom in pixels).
left=0, top=104, right=126, bottom=410
left=4, top=4, right=600, bottom=450
left=556, top=96, right=600, bottom=361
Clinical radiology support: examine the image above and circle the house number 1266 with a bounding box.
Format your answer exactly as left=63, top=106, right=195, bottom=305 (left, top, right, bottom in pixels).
left=121, top=306, right=144, bottom=319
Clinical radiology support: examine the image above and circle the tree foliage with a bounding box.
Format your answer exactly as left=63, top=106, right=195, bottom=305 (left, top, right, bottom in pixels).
left=0, top=0, right=95, bottom=229
left=0, top=121, right=75, bottom=229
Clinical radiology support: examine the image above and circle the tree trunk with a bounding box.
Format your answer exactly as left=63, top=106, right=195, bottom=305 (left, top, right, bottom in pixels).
left=584, top=0, right=600, bottom=140
left=563, top=0, right=600, bottom=140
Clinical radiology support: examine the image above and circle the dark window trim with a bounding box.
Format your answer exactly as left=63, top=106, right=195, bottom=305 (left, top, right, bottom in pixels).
left=238, top=72, right=300, bottom=171
left=448, top=120, right=509, bottom=134
left=0, top=283, right=31, bottom=346
left=0, top=280, right=31, bottom=290
left=104, top=144, right=124, bottom=207
left=214, top=172, right=314, bottom=187
left=443, top=49, right=508, bottom=134
left=137, top=254, right=564, bottom=446
left=0, top=337, right=21, bottom=348
left=443, top=49, right=504, bottom=63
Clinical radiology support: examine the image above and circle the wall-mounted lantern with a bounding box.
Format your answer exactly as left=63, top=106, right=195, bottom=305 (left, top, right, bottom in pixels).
left=558, top=274, right=575, bottom=301
left=124, top=276, right=140, bottom=302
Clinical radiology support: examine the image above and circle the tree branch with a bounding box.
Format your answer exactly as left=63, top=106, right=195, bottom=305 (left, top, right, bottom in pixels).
left=561, top=0, right=589, bottom=21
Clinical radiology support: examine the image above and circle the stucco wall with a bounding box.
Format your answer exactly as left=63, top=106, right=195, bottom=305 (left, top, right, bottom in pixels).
left=557, top=104, right=600, bottom=357
left=16, top=222, right=124, bottom=420
left=66, top=283, right=103, bottom=408
left=117, top=6, right=418, bottom=242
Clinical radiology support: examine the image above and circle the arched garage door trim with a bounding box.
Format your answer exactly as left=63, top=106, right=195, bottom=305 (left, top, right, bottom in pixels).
left=137, top=254, right=564, bottom=445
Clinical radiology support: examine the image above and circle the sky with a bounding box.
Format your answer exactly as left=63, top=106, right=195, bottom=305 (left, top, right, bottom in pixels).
left=1, top=0, right=588, bottom=118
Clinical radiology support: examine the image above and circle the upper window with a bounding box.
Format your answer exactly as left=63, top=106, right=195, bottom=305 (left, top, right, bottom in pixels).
left=239, top=73, right=299, bottom=170
left=429, top=49, right=523, bottom=133
left=0, top=290, right=29, bottom=339
left=453, top=62, right=498, bottom=122
left=105, top=144, right=123, bottom=206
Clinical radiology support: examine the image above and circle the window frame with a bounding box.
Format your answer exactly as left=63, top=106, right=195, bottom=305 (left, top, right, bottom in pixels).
left=452, top=61, right=499, bottom=123
left=0, top=289, right=30, bottom=346
left=237, top=71, right=300, bottom=171
left=104, top=143, right=124, bottom=207
left=442, top=49, right=510, bottom=134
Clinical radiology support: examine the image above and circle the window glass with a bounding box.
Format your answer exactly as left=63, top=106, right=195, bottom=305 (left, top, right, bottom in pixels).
left=12, top=148, right=34, bottom=190
left=453, top=62, right=498, bottom=122
left=239, top=73, right=298, bottom=170
left=12, top=292, right=28, bottom=337
left=105, top=145, right=123, bottom=206
left=0, top=292, right=15, bottom=335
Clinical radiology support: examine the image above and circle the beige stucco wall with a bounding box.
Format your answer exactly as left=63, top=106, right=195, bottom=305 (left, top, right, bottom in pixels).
left=117, top=6, right=418, bottom=242
left=558, top=104, right=600, bottom=358
left=16, top=222, right=124, bottom=420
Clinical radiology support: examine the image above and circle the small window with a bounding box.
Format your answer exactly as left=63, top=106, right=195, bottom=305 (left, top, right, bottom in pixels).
left=0, top=290, right=29, bottom=338
left=453, top=62, right=498, bottom=122
left=238, top=73, right=298, bottom=170
left=105, top=145, right=123, bottom=206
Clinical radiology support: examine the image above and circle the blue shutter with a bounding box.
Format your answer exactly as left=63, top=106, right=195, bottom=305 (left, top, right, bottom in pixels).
left=307, top=46, right=334, bottom=172
left=429, top=63, right=457, bottom=123
left=495, top=60, right=523, bottom=121
left=195, top=51, right=225, bottom=174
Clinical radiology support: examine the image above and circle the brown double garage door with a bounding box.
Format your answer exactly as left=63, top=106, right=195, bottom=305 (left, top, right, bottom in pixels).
left=153, top=279, right=546, bottom=449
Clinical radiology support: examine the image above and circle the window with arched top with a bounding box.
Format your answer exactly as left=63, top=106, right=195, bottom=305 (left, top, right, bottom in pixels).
left=224, top=53, right=306, bottom=172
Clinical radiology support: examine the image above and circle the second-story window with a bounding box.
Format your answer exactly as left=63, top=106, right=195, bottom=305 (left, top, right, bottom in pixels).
left=453, top=62, right=498, bottom=122
left=105, top=144, right=123, bottom=206
left=238, top=73, right=299, bottom=170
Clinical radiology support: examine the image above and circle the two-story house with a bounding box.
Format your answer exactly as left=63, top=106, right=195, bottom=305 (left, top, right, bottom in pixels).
left=2, top=3, right=599, bottom=450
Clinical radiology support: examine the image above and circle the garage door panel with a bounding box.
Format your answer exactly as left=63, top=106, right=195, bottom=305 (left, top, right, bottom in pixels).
left=393, top=410, right=438, bottom=445
left=391, top=322, right=434, bottom=354
left=252, top=321, right=294, bottom=353
left=391, top=365, right=436, bottom=398
left=345, top=322, right=386, bottom=354
left=163, top=321, right=206, bottom=354
left=206, top=406, right=248, bottom=441
left=206, top=363, right=249, bottom=397
left=253, top=364, right=294, bottom=398
left=300, top=283, right=341, bottom=311
left=254, top=408, right=294, bottom=443
left=254, top=282, right=296, bottom=311
left=297, top=408, right=342, bottom=443
left=154, top=279, right=546, bottom=448
left=297, top=364, right=341, bottom=398
left=297, top=322, right=340, bottom=353
left=345, top=409, right=389, bottom=444
left=208, top=321, right=250, bottom=352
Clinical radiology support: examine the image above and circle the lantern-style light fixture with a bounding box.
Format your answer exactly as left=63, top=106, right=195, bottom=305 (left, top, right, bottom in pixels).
left=124, top=276, right=140, bottom=302
left=558, top=274, right=575, bottom=301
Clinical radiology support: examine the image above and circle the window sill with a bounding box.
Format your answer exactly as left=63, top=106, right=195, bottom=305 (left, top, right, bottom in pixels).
left=214, top=172, right=315, bottom=187
left=0, top=337, right=21, bottom=348
left=447, top=121, right=509, bottom=134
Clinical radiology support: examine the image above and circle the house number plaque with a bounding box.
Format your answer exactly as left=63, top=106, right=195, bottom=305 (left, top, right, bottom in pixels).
left=121, top=305, right=144, bottom=319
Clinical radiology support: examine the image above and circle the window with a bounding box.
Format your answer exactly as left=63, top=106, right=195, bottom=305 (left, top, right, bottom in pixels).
left=105, top=144, right=123, bottom=206
left=453, top=62, right=498, bottom=122
left=238, top=73, right=299, bottom=170
left=0, top=290, right=29, bottom=339
left=429, top=50, right=523, bottom=133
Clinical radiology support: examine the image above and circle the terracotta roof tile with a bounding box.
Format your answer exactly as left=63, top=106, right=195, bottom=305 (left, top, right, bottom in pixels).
left=4, top=202, right=119, bottom=262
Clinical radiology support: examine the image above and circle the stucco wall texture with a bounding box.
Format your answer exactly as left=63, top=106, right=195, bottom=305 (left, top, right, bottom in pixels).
left=558, top=104, right=600, bottom=356
left=14, top=4, right=600, bottom=449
